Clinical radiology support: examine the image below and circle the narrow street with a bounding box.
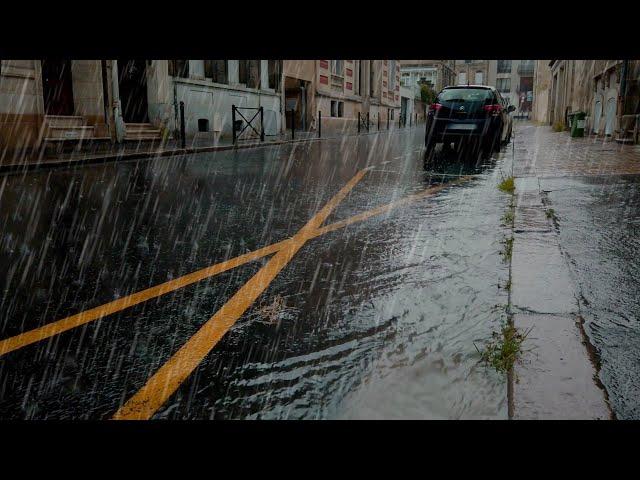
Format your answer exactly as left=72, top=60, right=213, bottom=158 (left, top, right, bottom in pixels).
left=0, top=128, right=514, bottom=419
left=2, top=121, right=639, bottom=420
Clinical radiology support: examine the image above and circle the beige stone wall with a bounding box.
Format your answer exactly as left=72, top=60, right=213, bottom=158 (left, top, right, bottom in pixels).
left=0, top=60, right=43, bottom=155
left=455, top=60, right=490, bottom=85
left=548, top=60, right=625, bottom=134
left=283, top=61, right=315, bottom=82
left=71, top=60, right=105, bottom=123
left=532, top=60, right=552, bottom=123
left=316, top=60, right=401, bottom=113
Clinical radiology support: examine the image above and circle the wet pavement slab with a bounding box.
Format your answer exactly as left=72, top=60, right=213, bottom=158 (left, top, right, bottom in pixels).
left=0, top=128, right=514, bottom=419
left=540, top=174, right=640, bottom=420
left=510, top=123, right=640, bottom=419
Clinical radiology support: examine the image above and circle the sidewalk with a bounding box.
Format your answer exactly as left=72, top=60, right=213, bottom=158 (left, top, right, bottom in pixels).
left=0, top=126, right=415, bottom=174
left=509, top=123, right=640, bottom=419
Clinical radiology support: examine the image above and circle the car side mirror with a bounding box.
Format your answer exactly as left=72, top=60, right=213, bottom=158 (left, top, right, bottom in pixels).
left=507, top=105, right=516, bottom=113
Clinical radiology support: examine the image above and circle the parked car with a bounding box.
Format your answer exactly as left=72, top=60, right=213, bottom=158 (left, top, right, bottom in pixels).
left=424, top=85, right=515, bottom=167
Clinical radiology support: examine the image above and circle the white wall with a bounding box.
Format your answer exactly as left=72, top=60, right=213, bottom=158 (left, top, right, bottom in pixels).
left=173, top=78, right=282, bottom=139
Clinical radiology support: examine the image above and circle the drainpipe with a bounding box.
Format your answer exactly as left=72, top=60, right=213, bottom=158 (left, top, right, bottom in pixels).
left=100, top=60, right=111, bottom=137
left=300, top=82, right=306, bottom=131
left=111, top=60, right=125, bottom=143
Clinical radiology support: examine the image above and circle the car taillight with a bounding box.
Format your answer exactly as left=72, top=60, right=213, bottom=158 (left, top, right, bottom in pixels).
left=483, top=104, right=502, bottom=116
left=429, top=103, right=442, bottom=111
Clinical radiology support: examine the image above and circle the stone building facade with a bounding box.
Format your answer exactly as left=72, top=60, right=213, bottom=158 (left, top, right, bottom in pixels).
left=0, top=59, right=284, bottom=158
left=487, top=60, right=536, bottom=114
left=314, top=60, right=401, bottom=135
left=455, top=60, right=489, bottom=86
left=531, top=60, right=640, bottom=140
left=400, top=60, right=456, bottom=93
left=0, top=60, right=111, bottom=158
left=531, top=60, right=552, bottom=124
left=1, top=59, right=403, bottom=158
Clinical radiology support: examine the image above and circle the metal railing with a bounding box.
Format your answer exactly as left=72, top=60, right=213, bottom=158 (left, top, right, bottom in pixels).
left=231, top=105, right=265, bottom=144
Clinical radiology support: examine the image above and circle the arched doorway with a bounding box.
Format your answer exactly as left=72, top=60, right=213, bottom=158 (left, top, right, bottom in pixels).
left=41, top=60, right=74, bottom=116
left=117, top=60, right=149, bottom=123
left=592, top=98, right=602, bottom=134
left=604, top=97, right=616, bottom=136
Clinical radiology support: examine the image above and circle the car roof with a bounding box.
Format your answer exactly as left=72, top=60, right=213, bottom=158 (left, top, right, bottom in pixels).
left=443, top=85, right=495, bottom=90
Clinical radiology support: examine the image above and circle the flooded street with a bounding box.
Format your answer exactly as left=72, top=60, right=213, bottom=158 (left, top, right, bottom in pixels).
left=0, top=129, right=513, bottom=419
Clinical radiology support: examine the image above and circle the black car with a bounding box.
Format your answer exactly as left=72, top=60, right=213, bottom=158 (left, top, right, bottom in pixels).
left=424, top=85, right=515, bottom=166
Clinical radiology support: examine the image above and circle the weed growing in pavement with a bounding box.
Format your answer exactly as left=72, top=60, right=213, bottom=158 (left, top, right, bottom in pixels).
left=498, top=176, right=515, bottom=194
left=501, top=237, right=514, bottom=263
left=502, top=209, right=515, bottom=226
left=552, top=122, right=566, bottom=132
left=475, top=323, right=531, bottom=374
left=546, top=208, right=557, bottom=221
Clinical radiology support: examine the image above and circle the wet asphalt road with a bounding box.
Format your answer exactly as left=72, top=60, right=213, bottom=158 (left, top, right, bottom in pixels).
left=0, top=128, right=513, bottom=419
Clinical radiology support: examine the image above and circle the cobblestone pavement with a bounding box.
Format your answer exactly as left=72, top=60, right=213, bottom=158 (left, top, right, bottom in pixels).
left=513, top=123, right=640, bottom=178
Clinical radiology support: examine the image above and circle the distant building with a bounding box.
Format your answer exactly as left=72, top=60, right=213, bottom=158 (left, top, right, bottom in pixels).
left=488, top=60, right=536, bottom=115
left=400, top=60, right=456, bottom=93
left=455, top=60, right=489, bottom=86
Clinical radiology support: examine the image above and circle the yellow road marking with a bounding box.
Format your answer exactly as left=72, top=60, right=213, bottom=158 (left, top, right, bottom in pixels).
left=112, top=168, right=369, bottom=419
left=0, top=240, right=288, bottom=357
left=314, top=176, right=474, bottom=236
left=0, top=174, right=475, bottom=358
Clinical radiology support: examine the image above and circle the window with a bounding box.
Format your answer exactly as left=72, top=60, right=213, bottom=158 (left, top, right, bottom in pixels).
left=331, top=100, right=338, bottom=117
left=458, top=72, right=467, bottom=85
left=239, top=60, right=261, bottom=88
left=198, top=118, right=209, bottom=132
left=268, top=60, right=281, bottom=91
left=475, top=71, right=483, bottom=85
left=518, top=60, right=535, bottom=75
left=332, top=60, right=344, bottom=76
left=496, top=78, right=511, bottom=93
left=497, top=60, right=512, bottom=74
left=204, top=60, right=228, bottom=84
left=338, top=101, right=344, bottom=117
left=169, top=60, right=189, bottom=78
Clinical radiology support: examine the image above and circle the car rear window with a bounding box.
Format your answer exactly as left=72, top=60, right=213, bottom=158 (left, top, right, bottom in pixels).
left=438, top=88, right=494, bottom=103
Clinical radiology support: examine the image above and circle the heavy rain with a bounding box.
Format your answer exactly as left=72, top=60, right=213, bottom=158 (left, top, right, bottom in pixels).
left=0, top=59, right=638, bottom=421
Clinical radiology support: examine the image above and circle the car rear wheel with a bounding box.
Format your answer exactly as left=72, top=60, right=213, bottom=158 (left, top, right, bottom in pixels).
left=491, top=127, right=503, bottom=152
left=423, top=140, right=437, bottom=170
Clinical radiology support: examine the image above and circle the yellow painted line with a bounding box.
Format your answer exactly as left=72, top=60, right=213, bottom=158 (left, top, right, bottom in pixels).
left=0, top=173, right=474, bottom=359
left=313, top=175, right=475, bottom=236
left=0, top=239, right=288, bottom=357
left=112, top=168, right=369, bottom=419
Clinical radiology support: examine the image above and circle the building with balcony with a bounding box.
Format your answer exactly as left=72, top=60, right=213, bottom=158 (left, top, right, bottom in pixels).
left=488, top=60, right=536, bottom=115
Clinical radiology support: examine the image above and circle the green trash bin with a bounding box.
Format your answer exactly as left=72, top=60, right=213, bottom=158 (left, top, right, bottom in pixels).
left=570, top=111, right=586, bottom=137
